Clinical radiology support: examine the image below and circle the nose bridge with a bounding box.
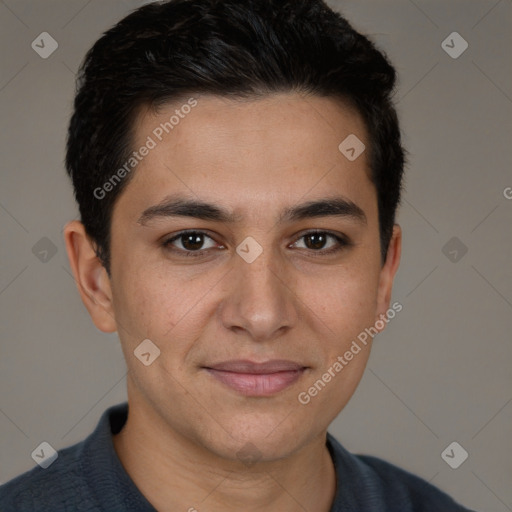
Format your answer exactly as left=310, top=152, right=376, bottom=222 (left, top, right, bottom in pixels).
left=222, top=241, right=295, bottom=340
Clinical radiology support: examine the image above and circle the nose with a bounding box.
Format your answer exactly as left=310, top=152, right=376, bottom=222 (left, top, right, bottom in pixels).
left=218, top=243, right=299, bottom=343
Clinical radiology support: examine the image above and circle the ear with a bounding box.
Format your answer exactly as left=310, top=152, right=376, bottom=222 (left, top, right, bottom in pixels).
left=375, top=224, right=402, bottom=326
left=63, top=220, right=117, bottom=333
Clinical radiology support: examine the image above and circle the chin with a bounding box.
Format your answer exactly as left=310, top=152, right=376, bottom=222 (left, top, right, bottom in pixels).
left=202, top=413, right=317, bottom=464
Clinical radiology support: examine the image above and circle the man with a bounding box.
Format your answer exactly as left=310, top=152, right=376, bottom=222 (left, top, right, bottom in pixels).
left=0, top=0, right=475, bottom=510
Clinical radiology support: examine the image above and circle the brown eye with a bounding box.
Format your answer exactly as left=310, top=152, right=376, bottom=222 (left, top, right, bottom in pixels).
left=304, top=232, right=329, bottom=250
left=163, top=231, right=218, bottom=256
left=179, top=232, right=206, bottom=251
left=292, top=231, right=349, bottom=255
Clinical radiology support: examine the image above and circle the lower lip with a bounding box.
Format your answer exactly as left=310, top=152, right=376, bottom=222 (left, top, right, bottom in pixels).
left=205, top=368, right=305, bottom=396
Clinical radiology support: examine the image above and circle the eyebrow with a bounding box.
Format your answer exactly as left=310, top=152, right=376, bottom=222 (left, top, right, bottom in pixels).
left=137, top=194, right=367, bottom=226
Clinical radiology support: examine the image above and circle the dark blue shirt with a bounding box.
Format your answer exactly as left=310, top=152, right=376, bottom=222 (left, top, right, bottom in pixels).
left=0, top=402, right=475, bottom=511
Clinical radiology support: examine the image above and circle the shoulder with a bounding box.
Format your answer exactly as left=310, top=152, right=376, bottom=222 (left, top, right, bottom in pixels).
left=0, top=403, right=134, bottom=512
left=327, top=433, right=476, bottom=512
left=356, top=453, right=473, bottom=511
left=0, top=440, right=99, bottom=511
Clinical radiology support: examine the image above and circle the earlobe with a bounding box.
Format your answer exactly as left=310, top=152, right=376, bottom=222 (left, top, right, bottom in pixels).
left=376, top=224, right=402, bottom=327
left=63, top=220, right=117, bottom=333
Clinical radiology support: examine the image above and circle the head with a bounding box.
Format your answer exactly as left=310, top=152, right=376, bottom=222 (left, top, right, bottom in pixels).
left=64, top=0, right=404, bottom=462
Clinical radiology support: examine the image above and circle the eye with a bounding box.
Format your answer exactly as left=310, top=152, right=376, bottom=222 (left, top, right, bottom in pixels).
left=291, top=230, right=349, bottom=255
left=162, top=229, right=350, bottom=258
left=162, top=230, right=221, bottom=257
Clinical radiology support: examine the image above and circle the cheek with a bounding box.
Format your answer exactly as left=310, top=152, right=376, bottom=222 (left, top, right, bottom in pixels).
left=110, top=258, right=166, bottom=340
left=111, top=262, right=217, bottom=353
left=305, top=265, right=380, bottom=346
left=295, top=271, right=379, bottom=424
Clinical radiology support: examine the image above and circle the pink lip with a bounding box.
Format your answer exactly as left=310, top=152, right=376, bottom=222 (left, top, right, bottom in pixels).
left=204, top=360, right=307, bottom=396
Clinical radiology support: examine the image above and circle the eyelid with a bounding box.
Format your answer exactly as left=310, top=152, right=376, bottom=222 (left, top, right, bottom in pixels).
left=289, top=229, right=350, bottom=254
left=162, top=229, right=350, bottom=257
left=292, top=228, right=349, bottom=243
left=163, top=229, right=222, bottom=253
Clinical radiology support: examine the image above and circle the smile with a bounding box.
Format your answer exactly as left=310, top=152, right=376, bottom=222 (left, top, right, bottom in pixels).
left=203, top=360, right=307, bottom=396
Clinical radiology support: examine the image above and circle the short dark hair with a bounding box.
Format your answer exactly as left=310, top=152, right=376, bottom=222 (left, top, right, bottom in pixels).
left=66, top=0, right=405, bottom=273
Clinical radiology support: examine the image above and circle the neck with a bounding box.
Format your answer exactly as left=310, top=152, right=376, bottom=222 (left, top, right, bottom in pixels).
left=112, top=392, right=336, bottom=512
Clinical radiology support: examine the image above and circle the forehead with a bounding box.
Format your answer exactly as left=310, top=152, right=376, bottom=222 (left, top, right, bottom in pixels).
left=116, top=93, right=376, bottom=223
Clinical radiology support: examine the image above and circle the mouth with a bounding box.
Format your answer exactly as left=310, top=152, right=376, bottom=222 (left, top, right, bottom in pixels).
left=203, top=360, right=308, bottom=397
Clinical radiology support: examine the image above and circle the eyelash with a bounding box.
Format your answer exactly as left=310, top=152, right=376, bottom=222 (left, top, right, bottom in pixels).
left=161, top=229, right=350, bottom=258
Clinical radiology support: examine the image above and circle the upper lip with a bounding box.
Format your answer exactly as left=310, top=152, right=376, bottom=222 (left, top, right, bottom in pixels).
left=204, top=360, right=306, bottom=374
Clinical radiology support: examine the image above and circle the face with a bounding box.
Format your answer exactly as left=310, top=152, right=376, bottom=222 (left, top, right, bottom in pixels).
left=68, top=93, right=401, bottom=462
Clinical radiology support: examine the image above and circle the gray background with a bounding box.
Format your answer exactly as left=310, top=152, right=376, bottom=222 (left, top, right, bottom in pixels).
left=0, top=0, right=511, bottom=510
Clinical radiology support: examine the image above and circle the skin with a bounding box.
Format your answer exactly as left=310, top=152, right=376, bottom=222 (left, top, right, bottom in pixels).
left=64, top=93, right=401, bottom=512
